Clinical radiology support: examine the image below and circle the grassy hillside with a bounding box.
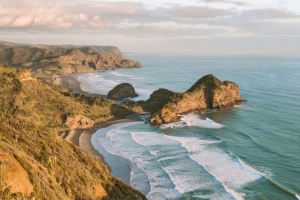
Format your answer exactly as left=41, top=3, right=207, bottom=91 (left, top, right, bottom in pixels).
left=0, top=65, right=146, bottom=199
left=0, top=65, right=132, bottom=128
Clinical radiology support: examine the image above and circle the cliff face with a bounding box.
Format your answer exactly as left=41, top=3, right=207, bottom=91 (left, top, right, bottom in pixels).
left=0, top=41, right=122, bottom=55
left=0, top=45, right=141, bottom=77
left=107, top=83, right=138, bottom=100
left=0, top=65, right=145, bottom=199
left=149, top=74, right=246, bottom=125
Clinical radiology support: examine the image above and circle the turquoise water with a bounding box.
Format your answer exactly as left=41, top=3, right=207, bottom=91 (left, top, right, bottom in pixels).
left=78, top=54, right=300, bottom=199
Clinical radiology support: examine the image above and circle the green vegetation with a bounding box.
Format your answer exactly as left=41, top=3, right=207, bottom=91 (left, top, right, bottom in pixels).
left=186, top=74, right=222, bottom=92
left=0, top=65, right=145, bottom=199
left=107, top=83, right=138, bottom=100
left=148, top=74, right=245, bottom=125
left=124, top=88, right=175, bottom=113
left=0, top=65, right=131, bottom=129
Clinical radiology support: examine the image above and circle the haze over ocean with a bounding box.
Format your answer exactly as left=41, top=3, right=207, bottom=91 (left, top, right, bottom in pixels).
left=77, top=54, right=300, bottom=199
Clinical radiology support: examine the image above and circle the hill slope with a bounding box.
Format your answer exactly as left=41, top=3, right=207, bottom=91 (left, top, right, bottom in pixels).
left=0, top=65, right=146, bottom=199
left=0, top=42, right=141, bottom=80
left=0, top=41, right=122, bottom=55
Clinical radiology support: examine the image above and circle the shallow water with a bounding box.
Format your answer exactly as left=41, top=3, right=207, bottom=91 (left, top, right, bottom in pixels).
left=84, top=54, right=300, bottom=199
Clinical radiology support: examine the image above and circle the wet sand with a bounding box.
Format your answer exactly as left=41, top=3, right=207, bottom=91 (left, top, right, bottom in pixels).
left=65, top=114, right=146, bottom=184
left=54, top=73, right=148, bottom=184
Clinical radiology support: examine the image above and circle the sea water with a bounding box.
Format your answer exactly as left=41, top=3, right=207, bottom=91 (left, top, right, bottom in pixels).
left=78, top=54, right=300, bottom=199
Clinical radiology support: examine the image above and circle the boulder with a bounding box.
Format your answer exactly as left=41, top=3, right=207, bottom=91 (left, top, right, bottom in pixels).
left=64, top=114, right=94, bottom=129
left=107, top=83, right=138, bottom=100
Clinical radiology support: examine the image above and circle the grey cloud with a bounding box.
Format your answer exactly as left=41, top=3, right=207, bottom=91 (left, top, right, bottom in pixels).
left=0, top=0, right=299, bottom=43
left=0, top=0, right=233, bottom=29
left=111, top=24, right=227, bottom=38
left=167, top=5, right=231, bottom=19
left=0, top=0, right=147, bottom=29
left=237, top=8, right=300, bottom=20
left=201, top=0, right=249, bottom=6
left=236, top=21, right=300, bottom=36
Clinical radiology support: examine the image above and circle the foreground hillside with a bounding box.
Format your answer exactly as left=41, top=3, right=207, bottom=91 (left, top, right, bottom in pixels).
left=0, top=65, right=146, bottom=199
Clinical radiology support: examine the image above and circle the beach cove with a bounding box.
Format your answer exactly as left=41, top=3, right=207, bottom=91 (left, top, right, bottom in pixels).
left=62, top=53, right=300, bottom=200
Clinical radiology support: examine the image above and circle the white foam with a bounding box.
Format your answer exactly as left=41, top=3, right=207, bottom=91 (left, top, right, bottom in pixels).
left=110, top=71, right=132, bottom=77
left=130, top=77, right=146, bottom=80
left=161, top=113, right=224, bottom=129
left=238, top=159, right=264, bottom=177
left=139, top=114, right=151, bottom=121
left=94, top=123, right=182, bottom=199
left=132, top=131, right=234, bottom=200
left=166, top=135, right=262, bottom=200
left=296, top=194, right=300, bottom=200
left=134, top=88, right=153, bottom=101
left=93, top=122, right=262, bottom=200
left=223, top=185, right=245, bottom=200
left=76, top=73, right=119, bottom=94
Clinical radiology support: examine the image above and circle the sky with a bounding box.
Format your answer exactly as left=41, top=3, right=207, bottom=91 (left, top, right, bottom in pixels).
left=0, top=0, right=300, bottom=54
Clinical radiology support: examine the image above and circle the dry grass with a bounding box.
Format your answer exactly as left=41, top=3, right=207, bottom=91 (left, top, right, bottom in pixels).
left=0, top=65, right=146, bottom=199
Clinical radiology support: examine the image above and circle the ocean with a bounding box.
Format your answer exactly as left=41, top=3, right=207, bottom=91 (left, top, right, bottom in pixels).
left=76, top=54, right=300, bottom=200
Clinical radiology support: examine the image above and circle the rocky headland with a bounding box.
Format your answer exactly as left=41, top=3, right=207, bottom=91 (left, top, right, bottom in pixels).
left=107, top=83, right=138, bottom=100
left=149, top=74, right=246, bottom=125
left=0, top=42, right=141, bottom=84
left=125, top=74, right=246, bottom=125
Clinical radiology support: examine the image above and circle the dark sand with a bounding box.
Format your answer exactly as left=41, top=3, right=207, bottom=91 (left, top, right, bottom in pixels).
left=65, top=112, right=147, bottom=184
left=53, top=73, right=148, bottom=184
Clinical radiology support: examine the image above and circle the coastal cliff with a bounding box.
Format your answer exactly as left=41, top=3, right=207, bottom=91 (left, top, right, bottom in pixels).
left=0, top=42, right=141, bottom=82
left=0, top=65, right=145, bottom=199
left=147, top=74, right=246, bottom=125
left=0, top=41, right=122, bottom=55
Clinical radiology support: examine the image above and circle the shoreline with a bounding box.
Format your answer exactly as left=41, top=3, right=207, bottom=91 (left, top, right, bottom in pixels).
left=35, top=72, right=107, bottom=97
left=52, top=72, right=148, bottom=184
left=65, top=113, right=147, bottom=183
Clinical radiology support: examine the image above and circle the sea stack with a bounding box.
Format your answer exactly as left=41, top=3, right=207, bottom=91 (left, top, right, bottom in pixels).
left=107, top=83, right=138, bottom=100
left=149, top=74, right=246, bottom=125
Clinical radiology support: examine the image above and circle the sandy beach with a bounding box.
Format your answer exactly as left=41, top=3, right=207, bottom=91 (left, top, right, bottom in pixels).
left=34, top=72, right=107, bottom=97
left=52, top=73, right=149, bottom=184
left=65, top=113, right=147, bottom=184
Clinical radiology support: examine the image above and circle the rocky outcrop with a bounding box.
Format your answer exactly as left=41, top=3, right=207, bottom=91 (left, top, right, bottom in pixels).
left=107, top=83, right=138, bottom=100
left=119, top=59, right=142, bottom=68
left=149, top=74, right=246, bottom=125
left=64, top=114, right=94, bottom=129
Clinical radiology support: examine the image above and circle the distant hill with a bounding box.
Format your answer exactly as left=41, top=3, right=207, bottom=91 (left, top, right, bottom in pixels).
left=0, top=41, right=122, bottom=55
left=0, top=41, right=141, bottom=81
left=0, top=65, right=146, bottom=199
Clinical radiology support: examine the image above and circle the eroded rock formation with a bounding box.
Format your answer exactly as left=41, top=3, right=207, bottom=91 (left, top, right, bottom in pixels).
left=149, top=74, right=246, bottom=125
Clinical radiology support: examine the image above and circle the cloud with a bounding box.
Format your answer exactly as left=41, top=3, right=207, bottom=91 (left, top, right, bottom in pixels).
left=168, top=5, right=231, bottom=18
left=0, top=0, right=300, bottom=54
left=0, top=0, right=146, bottom=29
left=201, top=0, right=249, bottom=6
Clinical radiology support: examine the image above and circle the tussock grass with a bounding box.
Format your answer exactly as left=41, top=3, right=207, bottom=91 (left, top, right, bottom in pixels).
left=0, top=65, right=145, bottom=199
